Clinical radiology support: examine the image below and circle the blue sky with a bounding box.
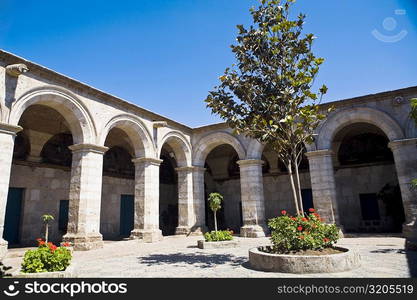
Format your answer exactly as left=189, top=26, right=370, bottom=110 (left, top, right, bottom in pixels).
left=1, top=0, right=416, bottom=127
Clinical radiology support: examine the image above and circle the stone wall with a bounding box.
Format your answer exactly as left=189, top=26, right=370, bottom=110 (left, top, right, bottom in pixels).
left=334, top=163, right=399, bottom=232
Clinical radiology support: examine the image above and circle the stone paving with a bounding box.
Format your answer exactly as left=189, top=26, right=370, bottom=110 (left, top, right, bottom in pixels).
left=3, top=236, right=417, bottom=277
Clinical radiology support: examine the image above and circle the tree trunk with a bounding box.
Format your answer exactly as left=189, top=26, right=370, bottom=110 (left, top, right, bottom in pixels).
left=287, top=161, right=300, bottom=215
left=294, top=158, right=304, bottom=215
left=45, top=224, right=49, bottom=243
left=214, top=211, right=218, bottom=232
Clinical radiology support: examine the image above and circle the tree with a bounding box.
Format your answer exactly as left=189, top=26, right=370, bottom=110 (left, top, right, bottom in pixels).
left=205, top=0, right=329, bottom=215
left=208, top=192, right=223, bottom=232
left=42, top=214, right=54, bottom=243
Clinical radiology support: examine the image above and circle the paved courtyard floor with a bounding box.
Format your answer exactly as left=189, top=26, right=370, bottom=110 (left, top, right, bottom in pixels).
left=4, top=236, right=417, bottom=277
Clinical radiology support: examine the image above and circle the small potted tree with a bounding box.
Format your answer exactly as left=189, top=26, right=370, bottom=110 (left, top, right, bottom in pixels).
left=15, top=214, right=74, bottom=278
left=248, top=209, right=360, bottom=273
left=197, top=192, right=238, bottom=249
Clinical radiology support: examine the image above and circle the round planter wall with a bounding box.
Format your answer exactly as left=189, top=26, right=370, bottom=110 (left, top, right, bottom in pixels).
left=249, top=246, right=361, bottom=274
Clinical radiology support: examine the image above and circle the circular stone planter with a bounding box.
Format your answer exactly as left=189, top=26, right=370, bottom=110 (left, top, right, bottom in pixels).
left=197, top=240, right=239, bottom=249
left=249, top=246, right=361, bottom=274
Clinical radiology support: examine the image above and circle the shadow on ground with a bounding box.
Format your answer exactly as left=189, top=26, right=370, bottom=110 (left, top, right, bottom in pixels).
left=137, top=252, right=247, bottom=268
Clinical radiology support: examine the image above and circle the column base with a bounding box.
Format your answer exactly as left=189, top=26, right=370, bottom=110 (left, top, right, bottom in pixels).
left=240, top=224, right=268, bottom=238
left=62, top=233, right=103, bottom=251
left=403, top=223, right=417, bottom=251
left=130, top=229, right=162, bottom=243
left=0, top=238, right=8, bottom=259
left=175, top=226, right=205, bottom=236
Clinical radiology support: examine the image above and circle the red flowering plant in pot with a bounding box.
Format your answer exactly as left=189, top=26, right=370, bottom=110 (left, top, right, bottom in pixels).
left=20, top=239, right=72, bottom=273
left=267, top=209, right=340, bottom=254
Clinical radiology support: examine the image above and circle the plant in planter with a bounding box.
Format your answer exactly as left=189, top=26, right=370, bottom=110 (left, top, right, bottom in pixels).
left=204, top=192, right=233, bottom=242
left=20, top=239, right=72, bottom=273
left=267, top=209, right=340, bottom=254
left=248, top=209, right=360, bottom=273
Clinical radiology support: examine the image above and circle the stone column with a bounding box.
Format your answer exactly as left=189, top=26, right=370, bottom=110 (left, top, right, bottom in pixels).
left=305, top=150, right=340, bottom=225
left=62, top=144, right=108, bottom=251
left=0, top=123, right=22, bottom=258
left=175, top=166, right=197, bottom=235
left=237, top=159, right=267, bottom=237
left=130, top=157, right=163, bottom=242
left=192, top=166, right=207, bottom=233
left=388, top=138, right=417, bottom=248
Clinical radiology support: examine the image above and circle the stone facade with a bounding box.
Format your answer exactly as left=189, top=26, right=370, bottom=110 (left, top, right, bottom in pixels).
left=0, top=49, right=417, bottom=257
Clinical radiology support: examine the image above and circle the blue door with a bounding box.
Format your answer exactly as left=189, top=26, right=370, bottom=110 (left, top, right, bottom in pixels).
left=120, top=195, right=134, bottom=237
left=3, top=188, right=24, bottom=245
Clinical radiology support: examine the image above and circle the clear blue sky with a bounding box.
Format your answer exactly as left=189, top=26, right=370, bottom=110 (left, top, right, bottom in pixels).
left=1, top=0, right=416, bottom=127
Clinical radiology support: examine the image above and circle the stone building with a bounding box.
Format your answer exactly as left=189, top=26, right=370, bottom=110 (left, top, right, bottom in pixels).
left=0, top=49, right=416, bottom=257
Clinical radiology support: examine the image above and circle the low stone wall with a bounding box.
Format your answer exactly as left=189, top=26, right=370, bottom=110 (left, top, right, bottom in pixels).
left=197, top=240, right=239, bottom=249
left=249, top=246, right=361, bottom=273
left=13, top=264, right=76, bottom=278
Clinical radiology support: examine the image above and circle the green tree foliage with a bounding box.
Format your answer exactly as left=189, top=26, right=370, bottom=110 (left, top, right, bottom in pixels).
left=208, top=192, right=223, bottom=232
left=205, top=0, right=330, bottom=215
left=41, top=214, right=54, bottom=243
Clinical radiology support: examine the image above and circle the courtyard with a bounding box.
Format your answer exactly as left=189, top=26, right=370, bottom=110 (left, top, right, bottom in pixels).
left=3, top=236, right=417, bottom=278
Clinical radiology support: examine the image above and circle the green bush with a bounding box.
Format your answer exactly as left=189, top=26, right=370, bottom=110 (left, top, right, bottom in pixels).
left=204, top=230, right=233, bottom=242
left=268, top=209, right=340, bottom=253
left=21, top=239, right=72, bottom=273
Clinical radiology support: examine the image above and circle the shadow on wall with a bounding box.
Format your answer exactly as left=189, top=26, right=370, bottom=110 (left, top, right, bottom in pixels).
left=137, top=253, right=246, bottom=269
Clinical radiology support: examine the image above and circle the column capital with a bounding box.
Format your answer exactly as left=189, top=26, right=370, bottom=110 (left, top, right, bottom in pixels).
left=175, top=166, right=199, bottom=173
left=305, top=149, right=333, bottom=159
left=388, top=138, right=417, bottom=150
left=68, top=143, right=108, bottom=154
left=0, top=122, right=22, bottom=136
left=132, top=157, right=163, bottom=166
left=188, top=166, right=206, bottom=173
left=237, top=159, right=264, bottom=167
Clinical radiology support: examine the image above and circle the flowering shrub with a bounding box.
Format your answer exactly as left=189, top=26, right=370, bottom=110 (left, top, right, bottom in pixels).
left=21, top=239, right=72, bottom=273
left=268, top=209, right=340, bottom=253
left=204, top=230, right=233, bottom=242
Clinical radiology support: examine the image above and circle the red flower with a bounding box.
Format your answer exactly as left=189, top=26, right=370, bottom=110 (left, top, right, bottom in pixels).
left=309, top=208, right=315, bottom=213
left=290, top=217, right=296, bottom=221
left=36, top=238, right=42, bottom=242
left=297, top=226, right=303, bottom=231
left=39, top=241, right=45, bottom=246
left=323, top=238, right=330, bottom=243
left=301, top=217, right=307, bottom=222
left=281, top=210, right=287, bottom=215
left=50, top=245, right=57, bottom=252
left=62, top=242, right=71, bottom=247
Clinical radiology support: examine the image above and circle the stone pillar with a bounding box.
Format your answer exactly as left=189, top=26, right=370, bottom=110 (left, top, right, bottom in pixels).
left=237, top=159, right=267, bottom=237
left=192, top=166, right=207, bottom=232
left=62, top=144, right=108, bottom=251
left=388, top=138, right=417, bottom=248
left=130, top=157, right=163, bottom=243
left=0, top=123, right=22, bottom=258
left=175, top=166, right=198, bottom=235
left=305, top=150, right=340, bottom=225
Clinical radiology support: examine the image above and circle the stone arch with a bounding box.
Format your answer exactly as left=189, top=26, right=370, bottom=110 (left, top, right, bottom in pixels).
left=99, top=114, right=155, bottom=158
left=158, top=131, right=192, bottom=167
left=316, top=107, right=404, bottom=150
left=9, top=87, right=96, bottom=144
left=193, top=132, right=246, bottom=167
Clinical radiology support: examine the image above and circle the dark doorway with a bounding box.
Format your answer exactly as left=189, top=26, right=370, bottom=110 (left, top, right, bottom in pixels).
left=58, top=200, right=69, bottom=234
left=119, top=194, right=134, bottom=237
left=301, top=189, right=314, bottom=215
left=360, top=193, right=380, bottom=221
left=3, top=188, right=24, bottom=246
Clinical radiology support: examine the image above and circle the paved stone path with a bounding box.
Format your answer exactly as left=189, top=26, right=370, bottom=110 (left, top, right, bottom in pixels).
left=4, top=236, right=417, bottom=277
